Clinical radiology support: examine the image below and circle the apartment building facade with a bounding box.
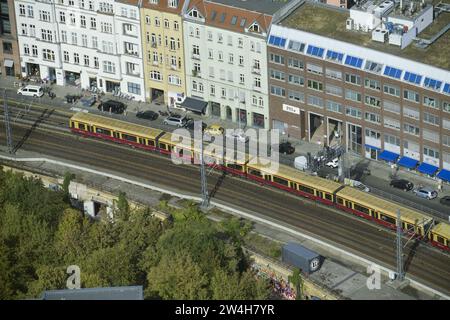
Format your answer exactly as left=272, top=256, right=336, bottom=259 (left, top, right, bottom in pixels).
left=0, top=0, right=20, bottom=77
left=14, top=0, right=145, bottom=101
left=182, top=0, right=299, bottom=129
left=268, top=24, right=450, bottom=172
left=140, top=0, right=186, bottom=106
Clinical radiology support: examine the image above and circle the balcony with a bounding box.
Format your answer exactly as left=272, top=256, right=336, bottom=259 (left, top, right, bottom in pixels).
left=192, top=69, right=201, bottom=78
left=192, top=53, right=200, bottom=60
left=170, top=65, right=177, bottom=70
left=252, top=67, right=261, bottom=75
left=127, top=70, right=140, bottom=77
left=124, top=50, right=139, bottom=57
left=152, top=61, right=159, bottom=66
left=151, top=42, right=157, bottom=48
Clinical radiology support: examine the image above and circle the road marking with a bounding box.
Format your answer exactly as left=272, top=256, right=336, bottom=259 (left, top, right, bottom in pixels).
left=0, top=154, right=448, bottom=300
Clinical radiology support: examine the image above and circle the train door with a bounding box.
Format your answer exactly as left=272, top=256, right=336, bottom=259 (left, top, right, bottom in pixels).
left=346, top=200, right=352, bottom=209
left=264, top=174, right=272, bottom=183
left=87, top=125, right=92, bottom=132
left=317, top=191, right=324, bottom=200
left=113, top=132, right=120, bottom=140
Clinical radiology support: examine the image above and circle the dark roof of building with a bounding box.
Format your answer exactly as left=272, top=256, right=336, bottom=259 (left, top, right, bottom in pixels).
left=41, top=286, right=144, bottom=300
left=206, top=0, right=294, bottom=15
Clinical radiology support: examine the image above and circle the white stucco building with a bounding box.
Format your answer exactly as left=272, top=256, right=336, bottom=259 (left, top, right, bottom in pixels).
left=182, top=0, right=299, bottom=129
left=14, top=0, right=145, bottom=101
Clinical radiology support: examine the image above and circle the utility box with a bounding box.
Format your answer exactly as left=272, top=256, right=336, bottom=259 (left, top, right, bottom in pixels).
left=282, top=243, right=322, bottom=274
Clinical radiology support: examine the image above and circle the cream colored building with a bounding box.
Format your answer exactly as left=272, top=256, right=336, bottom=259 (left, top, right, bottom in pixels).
left=141, top=0, right=186, bottom=106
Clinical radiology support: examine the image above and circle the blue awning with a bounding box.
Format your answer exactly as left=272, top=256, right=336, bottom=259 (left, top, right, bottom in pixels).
left=365, top=144, right=381, bottom=151
left=437, top=169, right=450, bottom=182
left=417, top=163, right=439, bottom=175
left=397, top=156, right=418, bottom=169
left=378, top=150, right=399, bottom=162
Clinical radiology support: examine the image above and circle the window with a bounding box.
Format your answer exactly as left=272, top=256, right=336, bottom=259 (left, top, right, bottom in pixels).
left=239, top=74, right=245, bottom=84
left=227, top=71, right=233, bottom=82
left=59, top=11, right=66, bottom=23
left=174, top=21, right=179, bottom=30
left=364, top=60, right=383, bottom=74
left=164, top=19, right=169, bottom=28
left=83, top=55, right=89, bottom=66
left=307, top=79, right=323, bottom=91
left=443, top=119, right=450, bottom=130
left=423, top=129, right=440, bottom=143
left=27, top=4, right=34, bottom=16
left=365, top=128, right=380, bottom=139
left=325, top=84, right=342, bottom=97
left=73, top=53, right=79, bottom=64
left=403, top=106, right=419, bottom=120
left=21, top=24, right=27, bottom=36
left=270, top=85, right=285, bottom=97
left=238, top=38, right=243, bottom=48
left=345, top=73, right=361, bottom=86
left=127, top=82, right=141, bottom=95
left=103, top=61, right=116, bottom=74
left=423, top=96, right=439, bottom=109
left=239, top=55, right=244, bottom=66
left=41, top=29, right=53, bottom=42
left=23, top=44, right=30, bottom=55
left=383, top=100, right=400, bottom=114
left=287, top=40, right=305, bottom=52
left=228, top=53, right=234, bottom=64
left=168, top=0, right=178, bottom=7
left=254, top=77, right=261, bottom=88
left=270, top=69, right=285, bottom=81
left=384, top=117, right=400, bottom=130
left=288, top=75, right=304, bottom=86
left=288, top=58, right=303, bottom=70
left=307, top=63, right=323, bottom=75
left=101, top=22, right=113, bottom=34
left=92, top=36, right=98, bottom=49
left=345, top=89, right=362, bottom=102
left=82, top=34, right=88, bottom=47
left=383, top=84, right=400, bottom=97
left=269, top=53, right=284, bottom=65
left=19, top=4, right=25, bottom=16
left=69, top=13, right=75, bottom=25
left=346, top=106, right=362, bottom=119
left=207, top=31, right=212, bottom=41
left=288, top=90, right=304, bottom=103
left=80, top=15, right=86, bottom=28
left=384, top=134, right=400, bottom=146
left=63, top=51, right=69, bottom=62
left=307, top=95, right=323, bottom=108
left=150, top=70, right=162, bottom=81
left=364, top=78, right=381, bottom=91
left=32, top=45, right=37, bottom=56
left=365, top=112, right=381, bottom=124
left=326, top=68, right=342, bottom=80
left=42, top=49, right=55, bottom=61
left=227, top=35, right=232, bottom=45
left=403, top=89, right=419, bottom=103
left=424, top=146, right=439, bottom=159
left=443, top=135, right=450, bottom=147
left=94, top=57, right=99, bottom=68
left=423, top=112, right=439, bottom=126
left=403, top=123, right=420, bottom=136
left=90, top=17, right=96, bottom=29
left=365, top=95, right=381, bottom=108
left=39, top=10, right=51, bottom=22
left=218, top=51, right=223, bottom=61
left=326, top=101, right=343, bottom=114
left=218, top=33, right=223, bottom=43
left=29, top=25, right=35, bottom=37
left=210, top=85, right=215, bottom=96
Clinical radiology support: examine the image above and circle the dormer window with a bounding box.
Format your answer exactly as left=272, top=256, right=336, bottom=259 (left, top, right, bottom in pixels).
left=168, top=0, right=178, bottom=8
left=150, top=0, right=158, bottom=4
left=248, top=23, right=260, bottom=33
left=188, top=8, right=202, bottom=19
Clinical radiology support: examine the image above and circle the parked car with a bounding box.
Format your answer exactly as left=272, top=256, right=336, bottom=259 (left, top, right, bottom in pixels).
left=163, top=115, right=187, bottom=127
left=225, top=129, right=249, bottom=143
left=204, top=124, right=224, bottom=136
left=17, top=85, right=44, bottom=97
left=184, top=119, right=207, bottom=131
left=353, top=181, right=370, bottom=192
left=98, top=100, right=126, bottom=114
left=136, top=110, right=158, bottom=121
left=278, top=142, right=295, bottom=155
left=389, top=179, right=414, bottom=191
left=413, top=187, right=438, bottom=200
left=440, top=196, right=450, bottom=206
left=326, top=158, right=339, bottom=168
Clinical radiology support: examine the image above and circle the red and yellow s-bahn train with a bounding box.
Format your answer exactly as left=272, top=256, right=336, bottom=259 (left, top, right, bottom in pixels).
left=69, top=112, right=450, bottom=252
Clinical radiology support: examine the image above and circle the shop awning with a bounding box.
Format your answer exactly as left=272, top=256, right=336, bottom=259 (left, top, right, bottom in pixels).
left=397, top=156, right=418, bottom=169
left=417, top=163, right=439, bottom=176
left=437, top=169, right=450, bottom=182
left=378, top=150, right=399, bottom=162
left=364, top=144, right=381, bottom=151
left=4, top=59, right=14, bottom=68
left=180, top=97, right=208, bottom=114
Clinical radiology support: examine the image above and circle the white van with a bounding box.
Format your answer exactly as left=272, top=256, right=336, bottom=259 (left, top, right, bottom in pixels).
left=17, top=85, right=44, bottom=97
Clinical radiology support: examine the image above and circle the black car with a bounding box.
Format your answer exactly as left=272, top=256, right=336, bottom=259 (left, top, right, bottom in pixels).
left=389, top=179, right=414, bottom=191
left=278, top=142, right=295, bottom=155
left=98, top=100, right=126, bottom=114
left=136, top=110, right=158, bottom=121
left=184, top=119, right=207, bottom=131
left=440, top=196, right=450, bottom=207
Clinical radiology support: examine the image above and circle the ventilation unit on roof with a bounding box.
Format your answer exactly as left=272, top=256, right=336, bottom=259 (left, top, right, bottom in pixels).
left=346, top=18, right=354, bottom=30
left=372, top=28, right=389, bottom=42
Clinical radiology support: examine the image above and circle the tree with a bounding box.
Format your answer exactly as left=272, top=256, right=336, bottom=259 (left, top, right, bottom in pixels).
left=288, top=268, right=304, bottom=300
left=62, top=172, right=76, bottom=202
left=146, top=252, right=209, bottom=300
left=27, top=265, right=67, bottom=298
left=114, top=191, right=130, bottom=221
left=210, top=269, right=269, bottom=300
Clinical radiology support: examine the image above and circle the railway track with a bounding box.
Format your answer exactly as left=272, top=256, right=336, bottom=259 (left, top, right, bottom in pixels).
left=0, top=122, right=449, bottom=296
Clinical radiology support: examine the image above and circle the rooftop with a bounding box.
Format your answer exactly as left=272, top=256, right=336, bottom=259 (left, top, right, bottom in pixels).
left=207, top=0, right=294, bottom=15
left=279, top=3, right=450, bottom=70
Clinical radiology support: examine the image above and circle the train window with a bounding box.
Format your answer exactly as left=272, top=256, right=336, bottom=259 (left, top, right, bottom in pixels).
left=138, top=138, right=145, bottom=144
left=299, top=185, right=314, bottom=195
left=273, top=176, right=289, bottom=186
left=78, top=123, right=86, bottom=131
left=148, top=140, right=155, bottom=146
left=122, top=134, right=137, bottom=143
left=337, top=197, right=344, bottom=205
left=325, top=193, right=332, bottom=201
left=354, top=204, right=370, bottom=215
left=70, top=121, right=75, bottom=128
left=227, top=164, right=242, bottom=171
left=379, top=213, right=395, bottom=225
left=159, top=143, right=167, bottom=150
left=248, top=169, right=262, bottom=177
left=96, top=127, right=111, bottom=136
left=87, top=125, right=92, bottom=132
left=436, top=235, right=445, bottom=245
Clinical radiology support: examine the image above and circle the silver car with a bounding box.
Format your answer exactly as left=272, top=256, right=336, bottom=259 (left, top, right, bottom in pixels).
left=163, top=115, right=187, bottom=127
left=413, top=187, right=438, bottom=200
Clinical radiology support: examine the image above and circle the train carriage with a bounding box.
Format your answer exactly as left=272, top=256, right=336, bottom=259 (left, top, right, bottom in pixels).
left=246, top=161, right=342, bottom=205
left=70, top=112, right=164, bottom=151
left=335, top=187, right=433, bottom=237
left=190, top=147, right=252, bottom=176
left=429, top=223, right=450, bottom=252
